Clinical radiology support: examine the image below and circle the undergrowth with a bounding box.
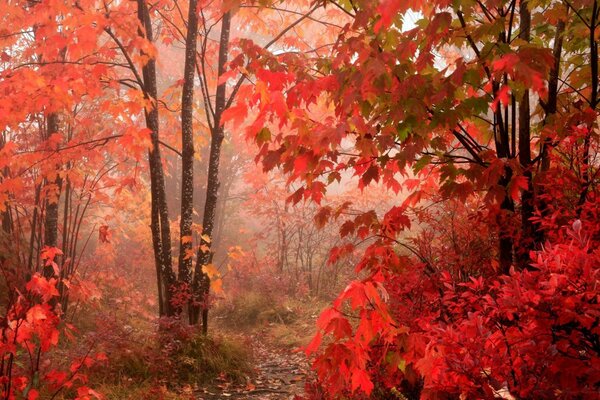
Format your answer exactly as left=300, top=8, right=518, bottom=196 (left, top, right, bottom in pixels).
left=83, top=317, right=252, bottom=399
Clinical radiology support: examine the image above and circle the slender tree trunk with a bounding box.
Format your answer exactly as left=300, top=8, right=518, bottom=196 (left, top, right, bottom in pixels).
left=537, top=17, right=565, bottom=244
left=578, top=0, right=598, bottom=212
left=495, top=107, right=514, bottom=274
left=178, top=0, right=200, bottom=293
left=27, top=184, right=41, bottom=273
left=517, top=0, right=534, bottom=269
left=43, top=113, right=62, bottom=280
left=0, top=135, right=11, bottom=236
left=137, top=0, right=176, bottom=317
left=212, top=167, right=233, bottom=259
left=190, top=11, right=231, bottom=331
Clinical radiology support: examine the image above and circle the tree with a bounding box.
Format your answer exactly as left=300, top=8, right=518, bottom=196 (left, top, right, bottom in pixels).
left=0, top=1, right=143, bottom=397
left=241, top=0, right=600, bottom=397
left=102, top=0, right=345, bottom=329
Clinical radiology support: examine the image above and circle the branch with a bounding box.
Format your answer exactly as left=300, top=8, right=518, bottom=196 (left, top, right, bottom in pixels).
left=224, top=4, right=320, bottom=110
left=103, top=27, right=147, bottom=94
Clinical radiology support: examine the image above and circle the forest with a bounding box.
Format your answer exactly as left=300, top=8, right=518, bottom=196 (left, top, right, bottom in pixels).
left=0, top=0, right=599, bottom=398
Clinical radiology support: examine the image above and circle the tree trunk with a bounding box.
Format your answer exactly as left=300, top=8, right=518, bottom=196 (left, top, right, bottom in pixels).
left=43, top=113, right=62, bottom=280
left=495, top=103, right=514, bottom=274
left=578, top=0, right=598, bottom=212
left=537, top=15, right=565, bottom=245
left=138, top=0, right=176, bottom=317
left=0, top=135, right=12, bottom=236
left=517, top=0, right=534, bottom=269
left=190, top=11, right=231, bottom=331
left=178, top=0, right=199, bottom=295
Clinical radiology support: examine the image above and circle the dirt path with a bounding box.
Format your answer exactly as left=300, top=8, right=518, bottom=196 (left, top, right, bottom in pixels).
left=195, top=331, right=311, bottom=400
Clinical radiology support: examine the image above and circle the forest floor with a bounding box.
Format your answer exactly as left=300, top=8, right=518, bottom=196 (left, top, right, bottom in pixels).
left=196, top=330, right=310, bottom=399
left=194, top=300, right=323, bottom=400
left=87, top=297, right=325, bottom=399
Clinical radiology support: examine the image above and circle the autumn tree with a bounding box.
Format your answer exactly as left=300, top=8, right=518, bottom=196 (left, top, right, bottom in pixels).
left=239, top=0, right=600, bottom=397
left=98, top=1, right=344, bottom=332
left=0, top=0, right=153, bottom=397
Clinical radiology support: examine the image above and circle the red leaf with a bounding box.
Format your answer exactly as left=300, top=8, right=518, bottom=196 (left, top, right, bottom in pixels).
left=509, top=175, right=529, bottom=201
left=28, top=389, right=40, bottom=400
left=351, top=369, right=374, bottom=394
left=374, top=0, right=402, bottom=33
left=305, top=331, right=322, bottom=355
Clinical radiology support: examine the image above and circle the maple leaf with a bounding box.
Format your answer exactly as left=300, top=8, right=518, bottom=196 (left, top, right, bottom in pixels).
left=26, top=274, right=59, bottom=302
left=508, top=175, right=529, bottom=201
left=317, top=307, right=341, bottom=330
left=202, top=264, right=219, bottom=279
left=76, top=386, right=102, bottom=400
left=211, top=278, right=223, bottom=294
left=201, top=234, right=211, bottom=244
left=40, top=246, right=63, bottom=264
left=305, top=331, right=322, bottom=355
left=46, top=370, right=68, bottom=385
left=220, top=101, right=248, bottom=127
left=361, top=164, right=380, bottom=187
left=491, top=85, right=511, bottom=112
left=374, top=0, right=402, bottom=33
left=293, top=153, right=312, bottom=176
left=26, top=304, right=49, bottom=323
left=351, top=369, right=374, bottom=394
left=492, top=53, right=520, bottom=73
left=183, top=248, right=195, bottom=260
left=339, top=220, right=356, bottom=238
left=181, top=235, right=193, bottom=244
left=315, top=206, right=332, bottom=228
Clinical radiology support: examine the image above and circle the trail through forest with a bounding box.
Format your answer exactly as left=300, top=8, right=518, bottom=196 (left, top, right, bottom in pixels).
left=197, top=331, right=310, bottom=400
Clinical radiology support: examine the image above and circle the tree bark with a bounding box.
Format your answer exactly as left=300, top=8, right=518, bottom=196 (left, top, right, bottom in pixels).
left=178, top=0, right=200, bottom=294
left=578, top=0, right=598, bottom=212
left=537, top=17, right=565, bottom=244
left=190, top=11, right=231, bottom=331
left=43, top=113, right=62, bottom=279
left=137, top=0, right=176, bottom=316
left=517, top=0, right=534, bottom=269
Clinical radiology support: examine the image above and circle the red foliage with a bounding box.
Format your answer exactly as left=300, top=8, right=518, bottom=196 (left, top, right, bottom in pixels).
left=239, top=0, right=600, bottom=397
left=1, top=262, right=101, bottom=400
left=301, top=205, right=600, bottom=399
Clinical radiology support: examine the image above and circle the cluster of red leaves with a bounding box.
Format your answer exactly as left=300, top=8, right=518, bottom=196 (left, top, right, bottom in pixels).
left=302, top=206, right=599, bottom=399
left=1, top=249, right=103, bottom=400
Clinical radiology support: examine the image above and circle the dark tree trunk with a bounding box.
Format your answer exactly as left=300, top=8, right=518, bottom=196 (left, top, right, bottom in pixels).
left=190, top=11, right=231, bottom=331
left=578, top=0, right=598, bottom=212
left=138, top=0, right=176, bottom=317
left=495, top=101, right=514, bottom=274
left=177, top=0, right=199, bottom=291
left=0, top=135, right=12, bottom=236
left=537, top=14, right=565, bottom=245
left=43, top=113, right=62, bottom=280
left=212, top=164, right=233, bottom=260
left=517, top=0, right=534, bottom=269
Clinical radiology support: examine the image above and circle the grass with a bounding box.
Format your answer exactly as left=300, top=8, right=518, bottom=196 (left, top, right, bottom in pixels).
left=84, top=327, right=253, bottom=399
left=215, top=290, right=329, bottom=351
left=218, top=290, right=298, bottom=328
left=171, top=333, right=252, bottom=384
left=92, top=382, right=188, bottom=400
